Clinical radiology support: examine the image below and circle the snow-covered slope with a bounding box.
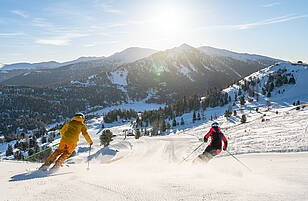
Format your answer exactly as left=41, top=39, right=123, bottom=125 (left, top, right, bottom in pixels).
left=222, top=61, right=308, bottom=104
left=1, top=48, right=156, bottom=71
left=107, top=47, right=157, bottom=65
left=100, top=43, right=277, bottom=103
left=1, top=110, right=308, bottom=201
left=198, top=46, right=281, bottom=63
left=1, top=60, right=308, bottom=201
left=0, top=57, right=107, bottom=71
left=1, top=61, right=61, bottom=70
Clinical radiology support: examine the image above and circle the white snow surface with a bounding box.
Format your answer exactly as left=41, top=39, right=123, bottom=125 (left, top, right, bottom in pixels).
left=110, top=69, right=128, bottom=86
left=1, top=62, right=308, bottom=201
left=198, top=46, right=280, bottom=63
left=1, top=103, right=308, bottom=201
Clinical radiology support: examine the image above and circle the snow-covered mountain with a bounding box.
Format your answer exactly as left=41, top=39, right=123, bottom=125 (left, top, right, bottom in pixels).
left=96, top=43, right=277, bottom=102
left=0, top=47, right=158, bottom=86
left=0, top=47, right=157, bottom=71
left=106, top=47, right=157, bottom=64
left=0, top=57, right=108, bottom=71
left=0, top=58, right=108, bottom=71
left=1, top=61, right=61, bottom=70
left=111, top=43, right=278, bottom=83
left=198, top=46, right=281, bottom=64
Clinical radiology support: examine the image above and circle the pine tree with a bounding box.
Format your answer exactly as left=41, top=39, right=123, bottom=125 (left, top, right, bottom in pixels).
left=241, top=114, right=247, bottom=123
left=28, top=149, right=34, bottom=157
left=270, top=82, right=274, bottom=92
left=100, top=130, right=114, bottom=147
left=180, top=117, right=185, bottom=125
left=41, top=136, right=47, bottom=144
left=6, top=144, right=13, bottom=156
left=238, top=88, right=242, bottom=96
left=14, top=141, right=19, bottom=149
left=224, top=109, right=232, bottom=118
left=172, top=119, right=177, bottom=127
left=14, top=150, right=24, bottom=160
left=193, top=111, right=196, bottom=123
left=240, top=96, right=245, bottom=105
left=233, top=110, right=237, bottom=116
left=197, top=112, right=201, bottom=120
left=48, top=135, right=54, bottom=143
left=289, top=76, right=296, bottom=84
left=262, top=87, right=266, bottom=95
left=166, top=122, right=171, bottom=129
left=160, top=119, right=166, bottom=132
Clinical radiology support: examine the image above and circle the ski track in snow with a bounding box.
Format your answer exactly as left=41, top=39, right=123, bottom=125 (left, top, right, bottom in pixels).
left=1, top=110, right=308, bottom=201
left=1, top=62, right=308, bottom=200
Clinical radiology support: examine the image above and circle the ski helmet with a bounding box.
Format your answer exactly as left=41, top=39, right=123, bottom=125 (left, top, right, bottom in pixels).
left=74, top=113, right=85, bottom=119
left=211, top=122, right=219, bottom=128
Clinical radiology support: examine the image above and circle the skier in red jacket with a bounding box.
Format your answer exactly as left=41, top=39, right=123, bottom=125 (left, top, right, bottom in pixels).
left=198, top=122, right=228, bottom=162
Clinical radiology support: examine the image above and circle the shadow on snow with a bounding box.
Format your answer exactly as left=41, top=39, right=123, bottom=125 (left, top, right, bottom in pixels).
left=9, top=170, right=73, bottom=182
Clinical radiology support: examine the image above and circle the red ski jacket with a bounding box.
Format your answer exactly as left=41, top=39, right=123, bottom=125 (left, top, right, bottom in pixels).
left=204, top=127, right=228, bottom=150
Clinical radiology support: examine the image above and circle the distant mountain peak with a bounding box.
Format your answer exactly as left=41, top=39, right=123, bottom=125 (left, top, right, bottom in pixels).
left=167, top=43, right=197, bottom=55
left=179, top=43, right=194, bottom=49
left=107, top=47, right=158, bottom=64
left=198, top=46, right=281, bottom=63
left=110, top=47, right=157, bottom=56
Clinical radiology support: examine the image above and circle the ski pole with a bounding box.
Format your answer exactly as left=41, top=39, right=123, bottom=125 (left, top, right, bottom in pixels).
left=25, top=143, right=60, bottom=160
left=181, top=142, right=205, bottom=162
left=226, top=150, right=252, bottom=172
left=87, top=144, right=92, bottom=170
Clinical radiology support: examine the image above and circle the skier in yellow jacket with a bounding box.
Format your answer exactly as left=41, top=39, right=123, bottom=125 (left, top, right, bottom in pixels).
left=40, top=113, right=93, bottom=171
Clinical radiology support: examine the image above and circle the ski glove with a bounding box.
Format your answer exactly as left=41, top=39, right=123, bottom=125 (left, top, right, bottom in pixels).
left=204, top=137, right=208, bottom=143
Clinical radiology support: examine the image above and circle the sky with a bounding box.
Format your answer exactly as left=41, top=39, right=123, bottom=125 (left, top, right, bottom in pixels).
left=0, top=0, right=307, bottom=64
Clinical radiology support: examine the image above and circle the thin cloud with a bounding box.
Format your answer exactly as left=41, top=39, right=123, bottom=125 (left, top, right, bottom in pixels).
left=196, top=14, right=308, bottom=31
left=11, top=10, right=28, bottom=18
left=107, top=23, right=127, bottom=28
left=32, top=18, right=53, bottom=28
left=35, top=32, right=88, bottom=46
left=62, top=33, right=88, bottom=38
left=128, top=19, right=150, bottom=25
left=100, top=3, right=122, bottom=14
left=263, top=2, right=280, bottom=7
left=36, top=39, right=69, bottom=46
left=236, top=14, right=308, bottom=30
left=84, top=43, right=96, bottom=47
left=0, top=32, right=24, bottom=36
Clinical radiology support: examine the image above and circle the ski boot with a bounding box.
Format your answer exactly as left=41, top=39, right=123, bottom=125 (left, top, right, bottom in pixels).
left=38, top=161, right=52, bottom=171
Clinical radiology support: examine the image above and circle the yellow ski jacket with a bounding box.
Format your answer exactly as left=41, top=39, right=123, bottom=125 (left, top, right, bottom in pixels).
left=60, top=116, right=93, bottom=145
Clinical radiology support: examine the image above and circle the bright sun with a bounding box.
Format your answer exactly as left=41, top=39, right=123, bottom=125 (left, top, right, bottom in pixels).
left=148, top=5, right=188, bottom=38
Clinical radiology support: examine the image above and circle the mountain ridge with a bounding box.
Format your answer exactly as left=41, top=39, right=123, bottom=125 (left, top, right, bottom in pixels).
left=0, top=47, right=157, bottom=71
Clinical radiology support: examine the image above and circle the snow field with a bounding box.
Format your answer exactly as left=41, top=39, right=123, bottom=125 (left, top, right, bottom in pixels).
left=1, top=62, right=308, bottom=200
left=1, top=131, right=308, bottom=201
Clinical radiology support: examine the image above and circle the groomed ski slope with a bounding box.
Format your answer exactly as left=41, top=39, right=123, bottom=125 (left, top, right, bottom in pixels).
left=1, top=105, right=308, bottom=201
left=1, top=61, right=308, bottom=201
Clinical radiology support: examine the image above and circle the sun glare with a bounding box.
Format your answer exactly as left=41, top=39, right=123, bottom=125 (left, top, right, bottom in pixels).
left=148, top=5, right=188, bottom=38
